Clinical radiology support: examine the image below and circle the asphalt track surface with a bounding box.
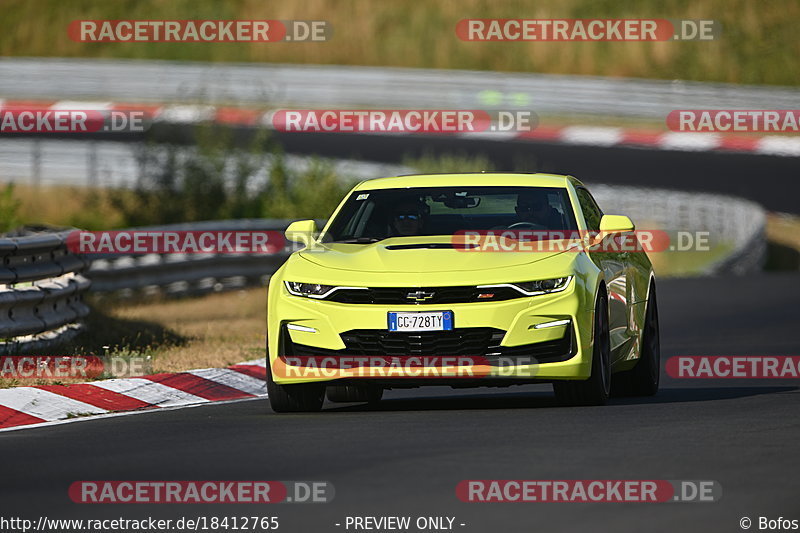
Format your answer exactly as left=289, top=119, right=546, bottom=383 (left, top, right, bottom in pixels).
left=1, top=273, right=798, bottom=533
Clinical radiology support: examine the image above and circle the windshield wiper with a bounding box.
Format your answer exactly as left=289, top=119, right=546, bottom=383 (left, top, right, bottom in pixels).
left=333, top=237, right=382, bottom=244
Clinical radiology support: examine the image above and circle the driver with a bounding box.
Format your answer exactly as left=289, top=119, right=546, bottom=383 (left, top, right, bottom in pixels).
left=390, top=198, right=427, bottom=236
left=513, top=192, right=563, bottom=229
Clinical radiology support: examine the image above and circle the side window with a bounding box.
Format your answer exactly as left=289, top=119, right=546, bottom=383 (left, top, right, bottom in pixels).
left=576, top=188, right=603, bottom=231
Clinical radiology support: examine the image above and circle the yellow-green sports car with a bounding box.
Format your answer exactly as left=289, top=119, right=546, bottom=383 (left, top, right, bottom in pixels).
left=267, top=173, right=660, bottom=412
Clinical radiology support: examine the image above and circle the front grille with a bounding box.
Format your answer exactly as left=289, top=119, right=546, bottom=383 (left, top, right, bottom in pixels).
left=341, top=328, right=503, bottom=356
left=287, top=325, right=574, bottom=365
left=326, top=285, right=523, bottom=304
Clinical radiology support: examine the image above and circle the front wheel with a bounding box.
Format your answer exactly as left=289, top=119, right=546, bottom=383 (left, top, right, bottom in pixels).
left=553, top=291, right=611, bottom=406
left=612, top=282, right=660, bottom=397
left=266, top=363, right=325, bottom=413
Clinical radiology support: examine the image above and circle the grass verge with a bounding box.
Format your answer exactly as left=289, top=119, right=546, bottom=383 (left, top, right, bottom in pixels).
left=0, top=289, right=264, bottom=388
left=765, top=213, right=800, bottom=271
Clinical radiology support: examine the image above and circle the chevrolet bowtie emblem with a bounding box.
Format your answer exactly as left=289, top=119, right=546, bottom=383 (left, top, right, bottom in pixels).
left=406, top=290, right=435, bottom=302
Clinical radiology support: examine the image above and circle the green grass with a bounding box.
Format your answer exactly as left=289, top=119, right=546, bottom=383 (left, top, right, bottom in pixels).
left=403, top=152, right=496, bottom=174
left=0, top=0, right=797, bottom=86
left=650, top=242, right=734, bottom=277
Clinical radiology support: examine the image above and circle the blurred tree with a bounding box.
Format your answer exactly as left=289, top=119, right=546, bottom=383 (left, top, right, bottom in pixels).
left=0, top=184, right=22, bottom=233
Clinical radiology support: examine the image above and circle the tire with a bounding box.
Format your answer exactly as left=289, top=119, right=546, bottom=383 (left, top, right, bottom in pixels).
left=612, top=282, right=660, bottom=397
left=553, top=291, right=611, bottom=406
left=266, top=362, right=325, bottom=413
left=326, top=384, right=384, bottom=404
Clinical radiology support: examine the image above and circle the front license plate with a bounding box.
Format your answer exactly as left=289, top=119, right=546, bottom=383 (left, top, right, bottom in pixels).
left=388, top=311, right=453, bottom=332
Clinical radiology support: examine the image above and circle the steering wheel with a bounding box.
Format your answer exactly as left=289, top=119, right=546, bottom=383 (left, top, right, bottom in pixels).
left=507, top=221, right=547, bottom=230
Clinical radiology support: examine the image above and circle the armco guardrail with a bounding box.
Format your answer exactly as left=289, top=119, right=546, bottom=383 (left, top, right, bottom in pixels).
left=88, top=253, right=286, bottom=296
left=84, top=219, right=323, bottom=296
left=0, top=231, right=91, bottom=354
left=2, top=58, right=799, bottom=119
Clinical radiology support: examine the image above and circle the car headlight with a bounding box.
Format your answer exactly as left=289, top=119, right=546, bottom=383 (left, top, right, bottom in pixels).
left=284, top=281, right=337, bottom=298
left=511, top=276, right=572, bottom=295
left=479, top=276, right=572, bottom=296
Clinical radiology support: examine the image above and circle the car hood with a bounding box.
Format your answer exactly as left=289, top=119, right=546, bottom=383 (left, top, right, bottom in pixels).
left=297, top=235, right=573, bottom=273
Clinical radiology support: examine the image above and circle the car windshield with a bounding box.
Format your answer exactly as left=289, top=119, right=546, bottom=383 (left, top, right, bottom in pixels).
left=321, top=186, right=578, bottom=243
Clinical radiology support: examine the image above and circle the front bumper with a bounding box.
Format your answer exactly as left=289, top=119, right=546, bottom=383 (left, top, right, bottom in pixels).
left=268, top=279, right=593, bottom=385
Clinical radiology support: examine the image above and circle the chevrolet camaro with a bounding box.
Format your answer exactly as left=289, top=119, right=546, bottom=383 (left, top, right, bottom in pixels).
left=266, top=173, right=660, bottom=412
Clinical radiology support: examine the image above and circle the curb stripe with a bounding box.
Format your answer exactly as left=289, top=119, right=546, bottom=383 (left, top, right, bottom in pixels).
left=91, top=378, right=208, bottom=407
left=36, top=384, right=153, bottom=411
left=1, top=100, right=56, bottom=109
left=659, top=132, right=721, bottom=151
left=518, top=126, right=564, bottom=141
left=621, top=131, right=664, bottom=145
left=188, top=368, right=267, bottom=396
left=145, top=372, right=254, bottom=401
left=215, top=107, right=262, bottom=125
left=756, top=136, right=800, bottom=156
left=718, top=136, right=761, bottom=151
left=109, top=103, right=164, bottom=117
left=230, top=364, right=268, bottom=380
left=156, top=105, right=215, bottom=123
left=0, top=405, right=46, bottom=428
left=50, top=100, right=112, bottom=111
left=561, top=126, right=623, bottom=146
left=0, top=361, right=270, bottom=431
left=2, top=99, right=798, bottom=157
left=0, top=388, right=106, bottom=420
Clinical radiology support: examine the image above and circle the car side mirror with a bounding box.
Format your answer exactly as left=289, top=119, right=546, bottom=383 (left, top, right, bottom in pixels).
left=599, top=215, right=635, bottom=233
left=285, top=219, right=318, bottom=246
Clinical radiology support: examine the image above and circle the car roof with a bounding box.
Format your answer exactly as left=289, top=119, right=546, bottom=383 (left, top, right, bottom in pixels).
left=354, top=173, right=579, bottom=191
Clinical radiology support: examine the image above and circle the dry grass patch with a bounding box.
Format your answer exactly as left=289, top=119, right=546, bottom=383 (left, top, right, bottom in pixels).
left=766, top=213, right=800, bottom=252
left=0, top=288, right=267, bottom=388
left=764, top=212, right=800, bottom=271
left=95, top=288, right=268, bottom=372
left=2, top=182, right=132, bottom=231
